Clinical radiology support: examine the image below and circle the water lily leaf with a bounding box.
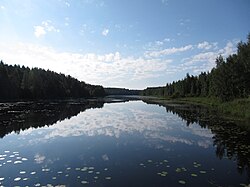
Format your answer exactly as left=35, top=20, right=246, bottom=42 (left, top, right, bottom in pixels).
left=178, top=180, right=186, bottom=185
left=105, top=177, right=112, bottom=180
left=191, top=173, right=197, bottom=177
left=14, top=177, right=21, bottom=181
left=81, top=180, right=89, bottom=184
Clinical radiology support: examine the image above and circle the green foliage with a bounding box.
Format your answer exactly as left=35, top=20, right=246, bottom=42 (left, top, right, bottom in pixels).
left=0, top=62, right=105, bottom=100
left=141, top=33, right=250, bottom=102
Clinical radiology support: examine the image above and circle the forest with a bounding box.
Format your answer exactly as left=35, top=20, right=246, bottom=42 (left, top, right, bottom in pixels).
left=141, top=34, right=250, bottom=102
left=0, top=62, right=105, bottom=100
left=104, top=88, right=140, bottom=95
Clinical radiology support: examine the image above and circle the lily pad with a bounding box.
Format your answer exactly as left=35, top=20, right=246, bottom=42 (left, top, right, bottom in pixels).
left=14, top=161, right=22, bottom=164
left=178, top=180, right=186, bottom=185
left=191, top=173, right=197, bottom=177
left=14, top=177, right=21, bottom=181
left=199, top=170, right=206, bottom=174
left=175, top=168, right=182, bottom=173
left=81, top=180, right=89, bottom=184
left=105, top=177, right=112, bottom=180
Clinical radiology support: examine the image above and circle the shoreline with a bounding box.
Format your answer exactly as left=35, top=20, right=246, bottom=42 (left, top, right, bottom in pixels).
left=139, top=96, right=250, bottom=127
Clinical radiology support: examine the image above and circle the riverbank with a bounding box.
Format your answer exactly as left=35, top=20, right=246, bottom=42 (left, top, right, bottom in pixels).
left=140, top=96, right=250, bottom=123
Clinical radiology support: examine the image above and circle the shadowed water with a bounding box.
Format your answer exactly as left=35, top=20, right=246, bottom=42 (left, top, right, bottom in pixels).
left=0, top=99, right=249, bottom=187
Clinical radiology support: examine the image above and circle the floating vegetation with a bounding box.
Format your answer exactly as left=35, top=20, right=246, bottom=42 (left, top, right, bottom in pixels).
left=96, top=172, right=100, bottom=175
left=199, top=170, right=206, bottom=174
left=14, top=177, right=21, bottom=181
left=13, top=161, right=22, bottom=164
left=81, top=180, right=89, bottom=184
left=19, top=171, right=26, bottom=174
left=89, top=167, right=94, bottom=170
left=42, top=168, right=50, bottom=172
left=178, top=180, right=186, bottom=185
left=81, top=167, right=88, bottom=171
left=176, top=168, right=182, bottom=173
left=94, top=176, right=98, bottom=179
left=30, top=172, right=36, bottom=175
left=88, top=171, right=94, bottom=174
left=191, top=173, right=198, bottom=177
left=157, top=171, right=168, bottom=177
left=104, top=168, right=108, bottom=171
left=0, top=177, right=4, bottom=181
left=105, top=177, right=112, bottom=180
left=175, top=167, right=186, bottom=173
left=23, top=178, right=29, bottom=181
left=147, top=160, right=153, bottom=163
left=52, top=177, right=57, bottom=180
left=34, top=183, right=41, bottom=186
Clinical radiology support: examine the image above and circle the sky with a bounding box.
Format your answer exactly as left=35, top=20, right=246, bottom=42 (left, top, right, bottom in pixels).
left=0, top=0, right=249, bottom=89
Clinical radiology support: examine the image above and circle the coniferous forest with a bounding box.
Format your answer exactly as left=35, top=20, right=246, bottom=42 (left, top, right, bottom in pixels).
left=0, top=62, right=105, bottom=100
left=141, top=34, right=250, bottom=102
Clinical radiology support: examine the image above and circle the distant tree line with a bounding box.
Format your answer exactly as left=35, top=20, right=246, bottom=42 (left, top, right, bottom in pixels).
left=0, top=62, right=105, bottom=100
left=141, top=34, right=250, bottom=102
left=104, top=88, right=140, bottom=95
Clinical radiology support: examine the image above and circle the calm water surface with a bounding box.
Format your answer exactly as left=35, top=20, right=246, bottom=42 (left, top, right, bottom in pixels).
left=0, top=99, right=249, bottom=187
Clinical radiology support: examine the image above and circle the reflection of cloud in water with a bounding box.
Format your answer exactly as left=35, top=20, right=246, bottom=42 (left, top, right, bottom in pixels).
left=20, top=101, right=213, bottom=148
left=34, top=154, right=46, bottom=164
left=43, top=104, right=173, bottom=140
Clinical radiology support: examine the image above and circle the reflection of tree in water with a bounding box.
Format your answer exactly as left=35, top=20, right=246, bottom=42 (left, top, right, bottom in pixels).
left=0, top=100, right=104, bottom=138
left=143, top=100, right=250, bottom=180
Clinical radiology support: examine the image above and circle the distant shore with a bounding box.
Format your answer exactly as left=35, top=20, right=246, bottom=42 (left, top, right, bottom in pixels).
left=139, top=96, right=250, bottom=124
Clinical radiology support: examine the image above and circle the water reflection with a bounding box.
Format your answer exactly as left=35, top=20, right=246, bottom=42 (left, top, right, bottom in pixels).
left=0, top=98, right=250, bottom=184
left=142, top=99, right=250, bottom=179
left=0, top=100, right=104, bottom=138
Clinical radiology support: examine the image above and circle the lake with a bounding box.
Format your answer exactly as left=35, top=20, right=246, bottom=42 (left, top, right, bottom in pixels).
left=0, top=98, right=249, bottom=187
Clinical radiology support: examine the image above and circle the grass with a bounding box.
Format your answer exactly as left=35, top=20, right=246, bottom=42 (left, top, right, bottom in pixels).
left=142, top=95, right=250, bottom=122
left=175, top=96, right=250, bottom=122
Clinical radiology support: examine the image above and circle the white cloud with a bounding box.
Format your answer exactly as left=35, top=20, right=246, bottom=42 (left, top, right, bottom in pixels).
left=145, top=45, right=193, bottom=58
left=34, top=154, right=46, bottom=164
left=0, top=42, right=171, bottom=88
left=34, top=20, right=60, bottom=38
left=34, top=26, right=46, bottom=38
left=65, top=1, right=70, bottom=7
left=102, top=28, right=109, bottom=36
left=197, top=41, right=212, bottom=50
left=181, top=41, right=237, bottom=73
left=161, top=0, right=168, bottom=5
left=0, top=5, right=5, bottom=9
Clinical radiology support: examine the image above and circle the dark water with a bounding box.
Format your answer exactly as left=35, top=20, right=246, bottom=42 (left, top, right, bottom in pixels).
left=0, top=99, right=249, bottom=187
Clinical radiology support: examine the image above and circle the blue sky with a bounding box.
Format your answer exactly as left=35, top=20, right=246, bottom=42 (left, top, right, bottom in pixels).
left=0, top=0, right=249, bottom=89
